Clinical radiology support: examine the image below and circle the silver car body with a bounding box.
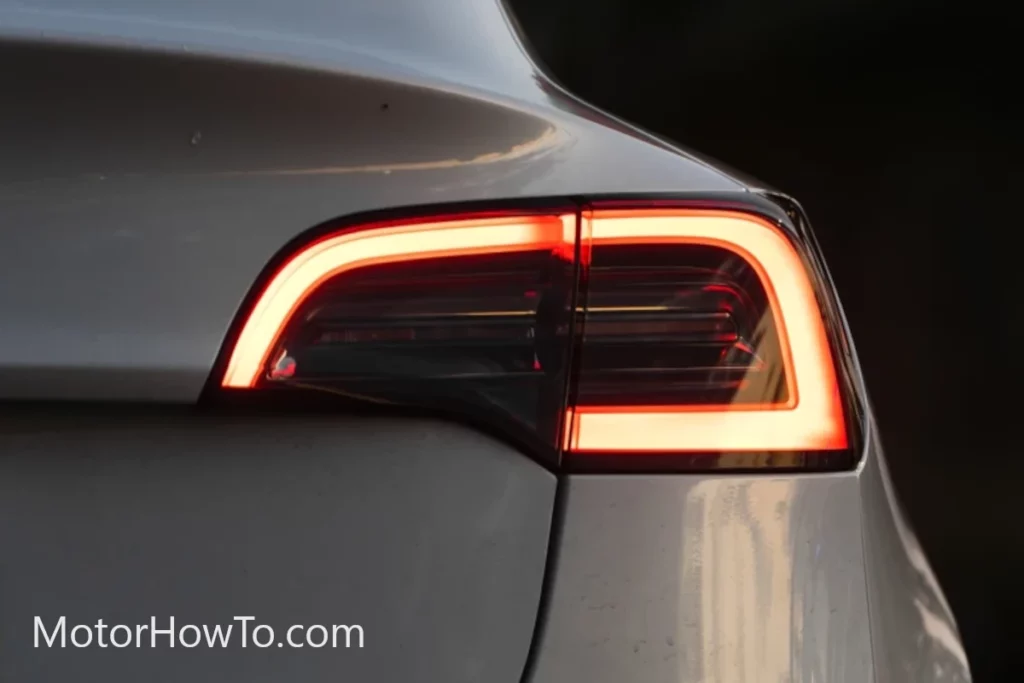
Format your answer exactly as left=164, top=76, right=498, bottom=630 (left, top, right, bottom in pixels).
left=0, top=0, right=970, bottom=681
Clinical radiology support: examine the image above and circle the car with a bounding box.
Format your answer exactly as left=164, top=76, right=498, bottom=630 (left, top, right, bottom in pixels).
left=0, top=0, right=972, bottom=681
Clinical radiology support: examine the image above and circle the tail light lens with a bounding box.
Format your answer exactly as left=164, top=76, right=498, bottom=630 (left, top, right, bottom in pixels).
left=566, top=210, right=847, bottom=457
left=222, top=213, right=576, bottom=448
left=219, top=205, right=853, bottom=470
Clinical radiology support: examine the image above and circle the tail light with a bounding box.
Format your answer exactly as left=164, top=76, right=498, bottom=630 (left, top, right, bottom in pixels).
left=218, top=203, right=855, bottom=471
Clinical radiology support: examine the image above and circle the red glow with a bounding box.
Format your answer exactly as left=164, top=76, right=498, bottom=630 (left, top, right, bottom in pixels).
left=220, top=205, right=847, bottom=456
left=566, top=209, right=847, bottom=453
left=222, top=213, right=576, bottom=388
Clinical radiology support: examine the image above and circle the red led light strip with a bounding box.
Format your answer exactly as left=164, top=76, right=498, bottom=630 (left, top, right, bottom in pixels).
left=222, top=214, right=576, bottom=388
left=565, top=209, right=847, bottom=453
left=221, top=207, right=846, bottom=454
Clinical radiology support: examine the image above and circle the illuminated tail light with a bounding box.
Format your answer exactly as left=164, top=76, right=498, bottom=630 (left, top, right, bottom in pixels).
left=222, top=213, right=577, bottom=447
left=566, top=209, right=847, bottom=455
left=219, top=205, right=853, bottom=470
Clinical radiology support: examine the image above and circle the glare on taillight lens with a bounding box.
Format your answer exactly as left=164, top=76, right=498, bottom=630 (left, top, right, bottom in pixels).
left=219, top=205, right=852, bottom=470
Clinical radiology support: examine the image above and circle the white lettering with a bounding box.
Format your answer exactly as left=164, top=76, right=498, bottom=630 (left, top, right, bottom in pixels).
left=233, top=616, right=254, bottom=648
left=34, top=616, right=65, bottom=648
left=110, top=624, right=132, bottom=648
left=333, top=624, right=364, bottom=648
left=151, top=616, right=175, bottom=648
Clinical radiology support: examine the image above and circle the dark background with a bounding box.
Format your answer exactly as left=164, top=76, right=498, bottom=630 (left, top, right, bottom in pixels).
left=507, top=1, right=1021, bottom=680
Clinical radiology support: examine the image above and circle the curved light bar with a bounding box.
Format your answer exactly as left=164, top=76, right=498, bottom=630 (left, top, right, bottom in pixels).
left=222, top=214, right=576, bottom=388
left=220, top=206, right=846, bottom=456
left=565, top=209, right=847, bottom=453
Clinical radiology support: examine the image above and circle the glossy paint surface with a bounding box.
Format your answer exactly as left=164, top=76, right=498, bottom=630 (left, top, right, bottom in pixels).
left=530, top=426, right=971, bottom=683
left=0, top=413, right=555, bottom=682
left=532, top=473, right=872, bottom=682
left=860, top=423, right=972, bottom=683
left=0, top=0, right=542, bottom=96
left=0, top=413, right=969, bottom=683
left=0, top=0, right=741, bottom=401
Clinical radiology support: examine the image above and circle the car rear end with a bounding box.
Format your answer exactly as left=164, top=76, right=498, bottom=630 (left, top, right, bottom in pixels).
left=0, top=0, right=970, bottom=681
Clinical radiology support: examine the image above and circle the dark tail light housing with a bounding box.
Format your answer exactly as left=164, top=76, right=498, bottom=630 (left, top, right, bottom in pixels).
left=219, top=202, right=857, bottom=471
